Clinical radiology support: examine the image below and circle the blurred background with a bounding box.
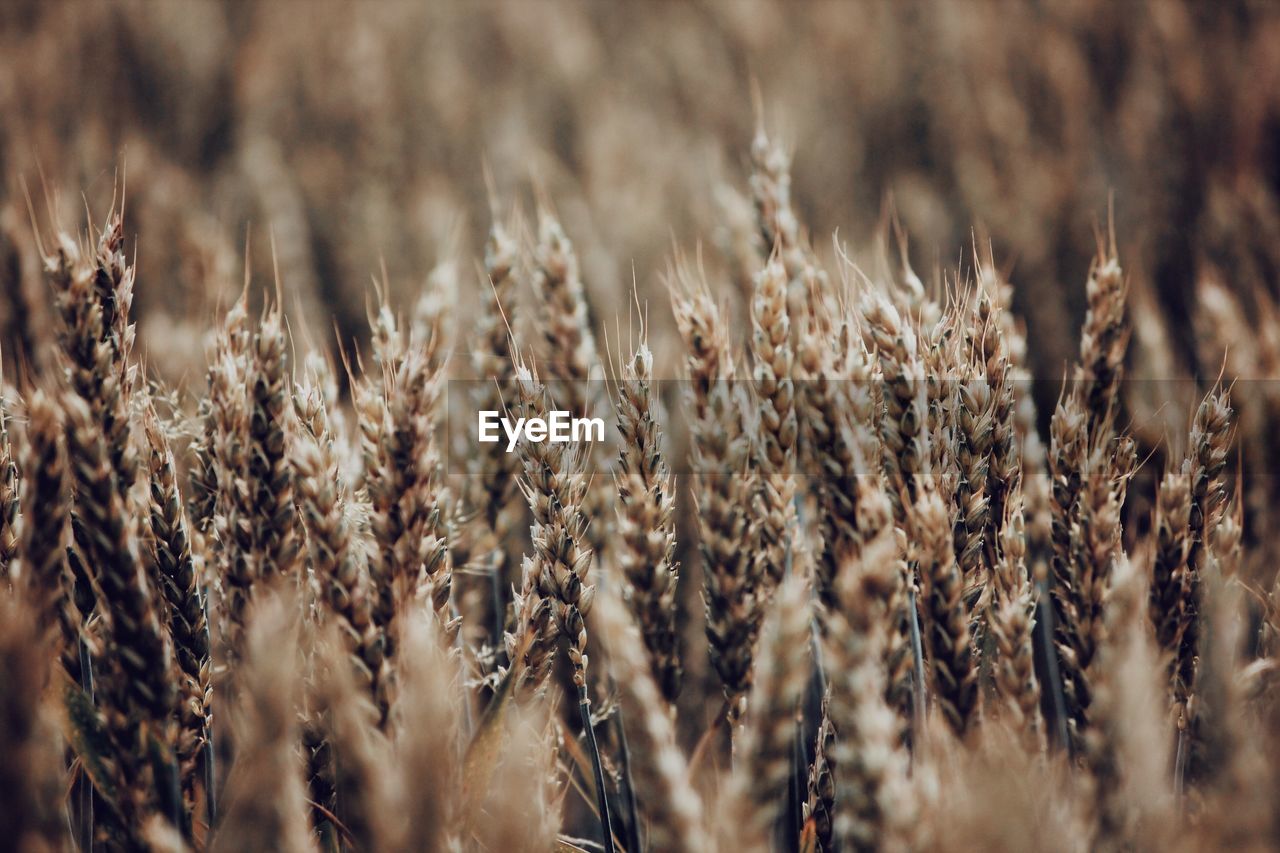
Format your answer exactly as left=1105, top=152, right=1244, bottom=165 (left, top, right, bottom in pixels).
left=1, top=0, right=1277, bottom=383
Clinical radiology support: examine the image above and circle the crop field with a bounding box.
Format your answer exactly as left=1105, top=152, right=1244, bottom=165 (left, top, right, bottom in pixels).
left=0, top=2, right=1279, bottom=851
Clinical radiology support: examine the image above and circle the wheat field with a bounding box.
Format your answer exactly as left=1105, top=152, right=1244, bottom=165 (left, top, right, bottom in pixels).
left=2, top=2, right=1280, bottom=851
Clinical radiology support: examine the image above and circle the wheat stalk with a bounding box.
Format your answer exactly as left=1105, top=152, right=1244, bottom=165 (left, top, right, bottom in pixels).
left=143, top=407, right=212, bottom=829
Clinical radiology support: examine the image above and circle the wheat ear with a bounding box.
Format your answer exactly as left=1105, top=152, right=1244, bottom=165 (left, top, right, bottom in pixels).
left=310, top=628, right=400, bottom=852
left=293, top=372, right=384, bottom=713
left=1075, top=247, right=1128, bottom=432
left=988, top=492, right=1044, bottom=749
left=806, top=319, right=886, bottom=613
left=245, top=304, right=301, bottom=584
left=211, top=593, right=315, bottom=853
left=914, top=488, right=979, bottom=739
left=0, top=589, right=68, bottom=851
left=1083, top=555, right=1173, bottom=851
left=614, top=341, right=682, bottom=704
left=467, top=211, right=526, bottom=639
left=205, top=296, right=254, bottom=660
left=507, top=554, right=559, bottom=701
left=802, top=696, right=836, bottom=853
left=825, top=512, right=913, bottom=852
left=863, top=293, right=924, bottom=517
left=670, top=264, right=761, bottom=717
left=0, top=388, right=18, bottom=576
left=44, top=212, right=139, bottom=494
left=533, top=208, right=598, bottom=405
left=357, top=302, right=453, bottom=719
left=750, top=256, right=798, bottom=591
left=143, top=408, right=212, bottom=829
left=64, top=390, right=179, bottom=840
left=1174, top=389, right=1233, bottom=711
left=953, top=375, right=995, bottom=591
left=1149, top=466, right=1192, bottom=710
left=596, top=589, right=710, bottom=853
left=393, top=613, right=464, bottom=852
left=726, top=573, right=812, bottom=848
left=1191, top=511, right=1270, bottom=847
left=512, top=358, right=612, bottom=850
left=18, top=391, right=78, bottom=673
